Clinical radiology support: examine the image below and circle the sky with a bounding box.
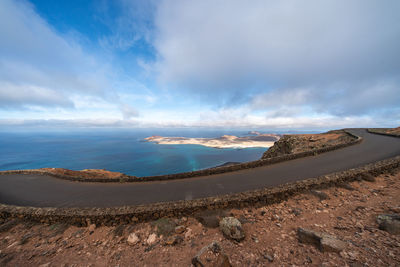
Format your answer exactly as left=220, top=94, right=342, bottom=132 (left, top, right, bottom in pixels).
left=0, top=0, right=399, bottom=130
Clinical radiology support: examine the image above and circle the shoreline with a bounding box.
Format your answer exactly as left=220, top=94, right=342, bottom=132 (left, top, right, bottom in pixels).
left=144, top=133, right=280, bottom=149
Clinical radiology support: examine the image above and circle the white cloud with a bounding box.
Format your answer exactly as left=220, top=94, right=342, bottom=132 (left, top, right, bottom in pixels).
left=0, top=0, right=113, bottom=109
left=1, top=0, right=398, bottom=129
left=0, top=112, right=380, bottom=130
left=0, top=82, right=73, bottom=108
left=120, top=104, right=139, bottom=119
left=152, top=0, right=400, bottom=117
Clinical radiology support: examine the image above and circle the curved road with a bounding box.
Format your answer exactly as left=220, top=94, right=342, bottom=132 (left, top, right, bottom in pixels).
left=1, top=129, right=399, bottom=208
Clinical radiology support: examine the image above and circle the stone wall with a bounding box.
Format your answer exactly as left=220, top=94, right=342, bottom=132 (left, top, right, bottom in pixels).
left=0, top=130, right=362, bottom=183
left=1, top=155, right=398, bottom=226
left=367, top=128, right=400, bottom=138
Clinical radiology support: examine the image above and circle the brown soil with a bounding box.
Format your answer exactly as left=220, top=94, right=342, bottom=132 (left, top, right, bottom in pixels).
left=38, top=168, right=127, bottom=180
left=263, top=130, right=354, bottom=158
left=1, top=170, right=399, bottom=266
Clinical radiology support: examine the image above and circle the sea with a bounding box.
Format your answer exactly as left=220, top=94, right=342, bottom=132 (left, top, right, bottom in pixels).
left=0, top=128, right=273, bottom=177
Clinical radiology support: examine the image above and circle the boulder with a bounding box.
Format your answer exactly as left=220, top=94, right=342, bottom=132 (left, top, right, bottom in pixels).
left=361, top=173, right=376, bottom=182
left=377, top=214, right=400, bottom=234
left=219, top=217, right=245, bottom=241
left=152, top=218, right=176, bottom=236
left=127, top=233, right=140, bottom=245
left=297, top=228, right=321, bottom=247
left=192, top=241, right=231, bottom=267
left=297, top=228, right=346, bottom=253
left=146, top=233, right=157, bottom=245
left=195, top=210, right=228, bottom=228
left=320, top=235, right=346, bottom=253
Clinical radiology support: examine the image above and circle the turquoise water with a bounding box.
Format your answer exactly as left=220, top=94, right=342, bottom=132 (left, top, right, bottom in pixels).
left=0, top=129, right=268, bottom=177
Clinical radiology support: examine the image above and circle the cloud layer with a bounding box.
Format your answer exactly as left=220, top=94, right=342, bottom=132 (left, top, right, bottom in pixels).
left=0, top=0, right=114, bottom=109
left=0, top=0, right=399, bottom=129
left=153, top=0, right=400, bottom=115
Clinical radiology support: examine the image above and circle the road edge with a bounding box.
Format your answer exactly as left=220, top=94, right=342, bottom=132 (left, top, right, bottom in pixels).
left=1, top=155, right=398, bottom=226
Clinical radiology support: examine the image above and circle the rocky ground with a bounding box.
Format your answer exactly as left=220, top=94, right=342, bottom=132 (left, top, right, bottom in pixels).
left=1, top=169, right=399, bottom=266
left=262, top=130, right=355, bottom=159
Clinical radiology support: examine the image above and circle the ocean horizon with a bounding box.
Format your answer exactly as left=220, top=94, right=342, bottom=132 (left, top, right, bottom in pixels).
left=0, top=128, right=291, bottom=177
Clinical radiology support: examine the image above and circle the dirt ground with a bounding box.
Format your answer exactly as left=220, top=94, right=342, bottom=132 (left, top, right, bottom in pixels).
left=1, top=169, right=399, bottom=266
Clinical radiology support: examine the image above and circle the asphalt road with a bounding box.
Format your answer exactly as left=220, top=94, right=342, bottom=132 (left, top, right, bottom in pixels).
left=1, top=129, right=399, bottom=208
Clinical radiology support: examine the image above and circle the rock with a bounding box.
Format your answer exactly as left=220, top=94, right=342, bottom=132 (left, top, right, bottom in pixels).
left=153, top=218, right=176, bottom=236
left=113, top=224, right=125, bottom=237
left=361, top=173, right=376, bottom=182
left=377, top=214, right=400, bottom=234
left=146, top=233, right=157, bottom=245
left=297, top=228, right=346, bottom=252
left=88, top=224, right=96, bottom=233
left=297, top=228, right=321, bottom=247
left=263, top=252, right=274, bottom=262
left=127, top=233, right=140, bottom=245
left=39, top=263, right=51, bottom=267
left=310, top=190, right=329, bottom=200
left=192, top=241, right=231, bottom=267
left=164, top=235, right=183, bottom=246
left=262, top=135, right=298, bottom=158
left=219, top=217, right=245, bottom=241
left=184, top=228, right=193, bottom=239
left=195, top=210, right=227, bottom=228
left=291, top=208, right=303, bottom=216
left=20, top=233, right=34, bottom=245
left=272, top=214, right=282, bottom=221
left=338, top=183, right=355, bottom=191
left=175, top=225, right=185, bottom=234
left=320, top=235, right=346, bottom=253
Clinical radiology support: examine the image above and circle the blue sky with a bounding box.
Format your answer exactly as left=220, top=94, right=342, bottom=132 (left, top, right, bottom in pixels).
left=0, top=0, right=399, bottom=130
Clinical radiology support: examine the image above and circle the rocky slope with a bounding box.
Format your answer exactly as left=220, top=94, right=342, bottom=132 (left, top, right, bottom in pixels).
left=1, top=168, right=399, bottom=266
left=262, top=130, right=354, bottom=159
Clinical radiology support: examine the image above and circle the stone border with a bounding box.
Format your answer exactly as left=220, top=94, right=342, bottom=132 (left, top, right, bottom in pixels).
left=1, top=155, right=398, bottom=226
left=0, top=130, right=362, bottom=183
left=367, top=128, right=400, bottom=138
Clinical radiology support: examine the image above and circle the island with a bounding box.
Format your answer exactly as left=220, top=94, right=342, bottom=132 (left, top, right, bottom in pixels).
left=144, top=133, right=281, bottom=149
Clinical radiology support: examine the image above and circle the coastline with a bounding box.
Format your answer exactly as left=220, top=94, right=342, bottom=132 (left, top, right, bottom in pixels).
left=144, top=133, right=280, bottom=149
